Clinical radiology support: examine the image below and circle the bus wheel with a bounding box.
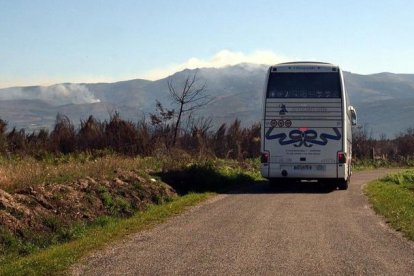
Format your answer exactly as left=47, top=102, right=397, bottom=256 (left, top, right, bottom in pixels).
left=338, top=179, right=349, bottom=190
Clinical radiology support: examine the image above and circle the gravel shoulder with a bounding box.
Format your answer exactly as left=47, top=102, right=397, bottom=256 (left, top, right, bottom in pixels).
left=72, top=169, right=414, bottom=275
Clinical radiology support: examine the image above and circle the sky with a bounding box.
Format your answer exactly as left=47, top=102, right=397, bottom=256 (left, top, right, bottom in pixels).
left=1, top=0, right=413, bottom=88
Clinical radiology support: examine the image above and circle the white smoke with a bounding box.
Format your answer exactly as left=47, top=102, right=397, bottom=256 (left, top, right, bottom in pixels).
left=0, top=83, right=101, bottom=105
left=39, top=84, right=101, bottom=105
left=142, top=49, right=291, bottom=80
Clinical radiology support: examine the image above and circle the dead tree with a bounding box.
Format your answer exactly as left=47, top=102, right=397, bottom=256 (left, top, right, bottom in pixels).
left=149, top=100, right=175, bottom=148
left=168, top=71, right=209, bottom=146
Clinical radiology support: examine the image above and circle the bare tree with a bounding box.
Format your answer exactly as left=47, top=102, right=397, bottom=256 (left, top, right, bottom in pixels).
left=168, top=71, right=210, bottom=146
left=149, top=100, right=175, bottom=148
left=149, top=100, right=175, bottom=128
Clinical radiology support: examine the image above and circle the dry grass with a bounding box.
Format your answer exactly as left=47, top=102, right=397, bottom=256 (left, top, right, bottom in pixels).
left=0, top=150, right=199, bottom=192
left=0, top=155, right=146, bottom=192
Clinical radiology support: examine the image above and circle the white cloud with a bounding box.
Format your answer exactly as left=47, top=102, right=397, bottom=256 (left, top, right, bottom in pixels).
left=142, top=49, right=292, bottom=80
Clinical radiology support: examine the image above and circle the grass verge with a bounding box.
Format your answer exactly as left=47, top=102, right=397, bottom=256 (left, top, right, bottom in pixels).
left=0, top=192, right=212, bottom=275
left=0, top=154, right=261, bottom=275
left=0, top=153, right=176, bottom=192
left=353, top=159, right=410, bottom=172
left=364, top=170, right=414, bottom=240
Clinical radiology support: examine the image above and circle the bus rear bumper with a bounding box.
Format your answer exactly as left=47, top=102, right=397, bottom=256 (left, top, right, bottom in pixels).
left=261, top=163, right=340, bottom=179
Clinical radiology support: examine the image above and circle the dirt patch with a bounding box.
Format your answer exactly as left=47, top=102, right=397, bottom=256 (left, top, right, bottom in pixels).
left=0, top=170, right=176, bottom=237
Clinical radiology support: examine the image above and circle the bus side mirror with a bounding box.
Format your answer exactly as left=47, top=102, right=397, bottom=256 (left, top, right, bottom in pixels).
left=350, top=106, right=357, bottom=126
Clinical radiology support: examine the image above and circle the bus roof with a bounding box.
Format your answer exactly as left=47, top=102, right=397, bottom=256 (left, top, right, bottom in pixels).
left=270, top=62, right=339, bottom=72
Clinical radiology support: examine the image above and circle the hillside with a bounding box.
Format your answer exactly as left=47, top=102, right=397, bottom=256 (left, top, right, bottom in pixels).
left=1, top=64, right=414, bottom=137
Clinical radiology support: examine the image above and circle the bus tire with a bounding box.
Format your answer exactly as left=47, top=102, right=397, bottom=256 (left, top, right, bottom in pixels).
left=338, top=179, right=349, bottom=190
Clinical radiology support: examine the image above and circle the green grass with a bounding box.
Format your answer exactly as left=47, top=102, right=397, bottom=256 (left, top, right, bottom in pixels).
left=352, top=158, right=414, bottom=172
left=353, top=159, right=401, bottom=171
left=0, top=192, right=213, bottom=275
left=158, top=158, right=262, bottom=194
left=364, top=170, right=414, bottom=240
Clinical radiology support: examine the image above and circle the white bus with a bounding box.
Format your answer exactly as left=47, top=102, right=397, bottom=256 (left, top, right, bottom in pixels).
left=260, top=62, right=357, bottom=189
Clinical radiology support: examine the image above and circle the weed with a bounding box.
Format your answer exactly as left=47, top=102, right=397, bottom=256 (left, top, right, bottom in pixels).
left=92, top=216, right=113, bottom=228
left=154, top=195, right=174, bottom=204
left=365, top=170, right=414, bottom=240
left=113, top=196, right=132, bottom=215
left=382, top=170, right=414, bottom=186
left=97, top=186, right=114, bottom=210
left=43, top=216, right=62, bottom=232
left=18, top=242, right=37, bottom=256
left=56, top=223, right=87, bottom=243
left=0, top=227, right=20, bottom=254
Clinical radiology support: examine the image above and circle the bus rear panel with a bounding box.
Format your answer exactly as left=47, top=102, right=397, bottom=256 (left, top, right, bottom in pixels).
left=260, top=62, right=351, bottom=184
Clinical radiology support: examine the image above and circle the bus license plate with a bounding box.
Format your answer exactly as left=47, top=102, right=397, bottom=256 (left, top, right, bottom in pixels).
left=294, top=165, right=312, bottom=170
left=315, top=165, right=326, bottom=171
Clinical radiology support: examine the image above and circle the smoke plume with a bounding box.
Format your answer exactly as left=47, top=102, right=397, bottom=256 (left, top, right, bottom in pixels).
left=0, top=83, right=101, bottom=105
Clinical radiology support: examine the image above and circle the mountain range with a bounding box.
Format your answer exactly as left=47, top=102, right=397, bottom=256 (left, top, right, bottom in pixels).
left=1, top=63, right=414, bottom=138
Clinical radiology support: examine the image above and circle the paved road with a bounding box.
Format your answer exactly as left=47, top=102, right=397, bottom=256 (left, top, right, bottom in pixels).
left=72, top=170, right=414, bottom=275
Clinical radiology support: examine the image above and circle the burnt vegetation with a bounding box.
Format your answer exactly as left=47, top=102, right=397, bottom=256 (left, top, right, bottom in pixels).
left=0, top=114, right=261, bottom=160
left=352, top=125, right=414, bottom=164
left=2, top=112, right=414, bottom=164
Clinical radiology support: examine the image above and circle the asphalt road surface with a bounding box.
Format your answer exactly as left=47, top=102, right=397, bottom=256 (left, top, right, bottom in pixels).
left=72, top=170, right=414, bottom=275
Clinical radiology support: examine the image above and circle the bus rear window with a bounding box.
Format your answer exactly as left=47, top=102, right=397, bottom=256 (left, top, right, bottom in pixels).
left=267, top=72, right=341, bottom=98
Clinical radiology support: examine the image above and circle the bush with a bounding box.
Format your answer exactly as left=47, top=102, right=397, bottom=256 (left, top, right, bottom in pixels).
left=0, top=112, right=264, bottom=161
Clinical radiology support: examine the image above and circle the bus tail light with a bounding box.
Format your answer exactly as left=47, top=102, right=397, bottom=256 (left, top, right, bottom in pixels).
left=261, top=151, right=270, bottom=163
left=338, top=152, right=346, bottom=164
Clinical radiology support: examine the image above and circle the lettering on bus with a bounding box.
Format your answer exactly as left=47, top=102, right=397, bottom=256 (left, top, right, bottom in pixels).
left=289, top=107, right=328, bottom=112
